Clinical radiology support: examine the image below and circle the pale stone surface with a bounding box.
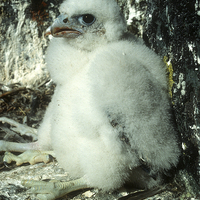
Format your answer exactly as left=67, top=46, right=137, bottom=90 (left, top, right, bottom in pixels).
left=0, top=161, right=131, bottom=200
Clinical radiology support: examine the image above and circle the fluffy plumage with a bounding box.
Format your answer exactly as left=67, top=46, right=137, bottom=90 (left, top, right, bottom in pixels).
left=37, top=0, right=180, bottom=190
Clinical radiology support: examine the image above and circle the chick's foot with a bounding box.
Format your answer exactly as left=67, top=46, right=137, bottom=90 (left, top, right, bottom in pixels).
left=3, top=150, right=55, bottom=166
left=22, top=177, right=89, bottom=200
left=0, top=117, right=37, bottom=140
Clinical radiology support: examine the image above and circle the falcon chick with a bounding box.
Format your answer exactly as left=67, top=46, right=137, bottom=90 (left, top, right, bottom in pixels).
left=0, top=0, right=180, bottom=199
left=40, top=0, right=181, bottom=191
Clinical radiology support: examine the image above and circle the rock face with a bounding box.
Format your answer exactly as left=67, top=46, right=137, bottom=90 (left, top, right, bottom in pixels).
left=0, top=0, right=200, bottom=199
left=0, top=0, right=62, bottom=87
left=143, top=0, right=200, bottom=194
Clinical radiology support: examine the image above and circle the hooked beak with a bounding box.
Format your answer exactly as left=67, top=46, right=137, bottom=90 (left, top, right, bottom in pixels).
left=44, top=14, right=83, bottom=38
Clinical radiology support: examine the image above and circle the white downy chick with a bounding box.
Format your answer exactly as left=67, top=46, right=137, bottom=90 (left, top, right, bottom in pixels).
left=37, top=0, right=180, bottom=191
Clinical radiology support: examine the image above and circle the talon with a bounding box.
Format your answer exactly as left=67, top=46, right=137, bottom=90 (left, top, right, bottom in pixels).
left=3, top=161, right=10, bottom=168
left=3, top=152, right=14, bottom=164
left=48, top=155, right=54, bottom=162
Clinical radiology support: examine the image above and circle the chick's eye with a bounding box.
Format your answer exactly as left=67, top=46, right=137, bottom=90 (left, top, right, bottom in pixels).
left=78, top=14, right=95, bottom=25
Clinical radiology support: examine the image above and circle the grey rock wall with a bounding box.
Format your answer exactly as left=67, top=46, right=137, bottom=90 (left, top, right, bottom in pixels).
left=143, top=0, right=200, bottom=195
left=0, top=0, right=61, bottom=87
